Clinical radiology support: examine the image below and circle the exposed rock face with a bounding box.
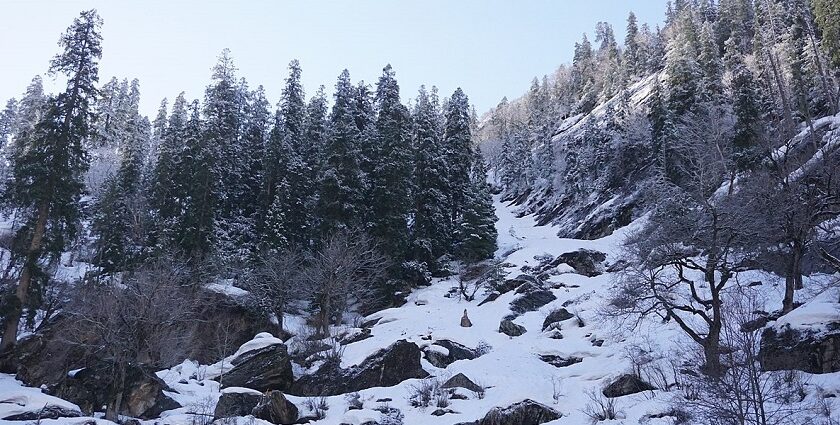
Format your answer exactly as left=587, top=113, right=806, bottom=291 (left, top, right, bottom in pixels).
left=499, top=320, right=527, bottom=337
left=424, top=340, right=478, bottom=368
left=455, top=399, right=561, bottom=425
left=557, top=249, right=607, bottom=277
left=542, top=308, right=574, bottom=331
left=61, top=362, right=180, bottom=419
left=252, top=390, right=299, bottom=424
left=220, top=343, right=294, bottom=392
left=290, top=340, right=429, bottom=396
left=2, top=405, right=82, bottom=421
left=442, top=373, right=483, bottom=393
left=602, top=374, right=656, bottom=398
left=760, top=324, right=840, bottom=374
left=213, top=388, right=263, bottom=419
left=539, top=355, right=583, bottom=368
left=506, top=290, right=557, bottom=320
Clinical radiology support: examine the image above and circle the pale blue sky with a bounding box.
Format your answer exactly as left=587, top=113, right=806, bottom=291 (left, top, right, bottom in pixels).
left=1, top=0, right=667, bottom=118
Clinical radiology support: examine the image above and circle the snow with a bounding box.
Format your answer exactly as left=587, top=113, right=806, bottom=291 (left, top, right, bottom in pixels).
left=773, top=287, right=840, bottom=331
left=339, top=408, right=382, bottom=424
left=230, top=332, right=283, bottom=360
left=206, top=279, right=250, bottom=298
left=0, top=374, right=82, bottom=419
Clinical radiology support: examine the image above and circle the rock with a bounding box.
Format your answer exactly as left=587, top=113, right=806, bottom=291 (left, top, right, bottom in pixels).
left=220, top=342, right=294, bottom=392
left=424, top=339, right=477, bottom=368
left=252, top=390, right=299, bottom=424
left=760, top=324, right=840, bottom=374
left=602, top=374, right=656, bottom=398
left=214, top=388, right=263, bottom=419
left=542, top=308, right=574, bottom=331
left=461, top=310, right=473, bottom=327
left=506, top=290, right=557, bottom=320
left=455, top=399, right=561, bottom=425
left=478, top=292, right=501, bottom=306
left=338, top=328, right=372, bottom=345
left=539, top=355, right=583, bottom=368
left=557, top=249, right=607, bottom=277
left=432, top=408, right=455, bottom=416
left=442, top=373, right=483, bottom=393
left=2, top=405, right=82, bottom=421
left=290, top=340, right=429, bottom=396
left=499, top=320, right=527, bottom=337
left=61, top=361, right=181, bottom=419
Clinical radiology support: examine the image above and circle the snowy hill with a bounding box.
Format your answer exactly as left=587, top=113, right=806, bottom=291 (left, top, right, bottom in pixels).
left=4, top=194, right=837, bottom=425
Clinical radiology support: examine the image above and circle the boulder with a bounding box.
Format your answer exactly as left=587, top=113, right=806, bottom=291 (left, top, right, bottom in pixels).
left=539, top=355, right=582, bottom=368
left=455, top=399, right=561, bottom=425
left=602, top=374, right=656, bottom=398
left=557, top=249, right=607, bottom=277
left=442, top=373, right=483, bottom=393
left=499, top=320, right=527, bottom=337
left=220, top=342, right=294, bottom=392
left=2, top=405, right=82, bottom=421
left=424, top=340, right=478, bottom=368
left=506, top=290, right=557, bottom=320
left=290, top=340, right=429, bottom=396
left=61, top=362, right=180, bottom=419
left=542, top=308, right=574, bottom=331
left=214, top=388, right=263, bottom=419
left=253, top=390, right=299, bottom=424
left=760, top=324, right=840, bottom=374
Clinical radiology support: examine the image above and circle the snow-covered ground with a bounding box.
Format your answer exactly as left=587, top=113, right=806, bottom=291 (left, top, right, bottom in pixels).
left=1, top=194, right=838, bottom=425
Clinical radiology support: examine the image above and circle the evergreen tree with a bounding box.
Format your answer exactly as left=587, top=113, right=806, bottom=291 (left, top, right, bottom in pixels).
left=317, top=70, right=365, bottom=236
left=811, top=0, right=840, bottom=68
left=624, top=12, right=642, bottom=79
left=444, top=88, right=475, bottom=227
left=0, top=10, right=102, bottom=356
left=724, top=37, right=763, bottom=170
left=177, top=101, right=215, bottom=259
left=456, top=154, right=498, bottom=262
left=149, top=93, right=187, bottom=250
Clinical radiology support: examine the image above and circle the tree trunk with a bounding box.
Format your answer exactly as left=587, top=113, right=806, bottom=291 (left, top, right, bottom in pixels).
left=0, top=201, right=49, bottom=358
left=782, top=240, right=804, bottom=313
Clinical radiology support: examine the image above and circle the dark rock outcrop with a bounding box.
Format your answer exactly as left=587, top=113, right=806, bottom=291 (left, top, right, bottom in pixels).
left=455, top=399, right=561, bottom=425
left=62, top=362, right=180, bottom=419
left=499, top=320, right=527, bottom=337
left=542, top=308, right=574, bottom=331
left=220, top=343, right=294, bottom=392
left=290, top=340, right=429, bottom=396
left=602, top=374, right=656, bottom=398
left=2, top=405, right=82, bottom=421
left=442, top=373, right=483, bottom=393
left=539, top=354, right=583, bottom=368
left=506, top=290, right=557, bottom=320
left=424, top=339, right=478, bottom=368
left=557, top=249, right=607, bottom=277
left=760, top=324, right=840, bottom=374
left=214, top=389, right=262, bottom=419
left=252, top=390, right=299, bottom=424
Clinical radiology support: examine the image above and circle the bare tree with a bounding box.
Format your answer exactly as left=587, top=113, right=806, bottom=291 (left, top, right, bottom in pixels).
left=243, top=249, right=303, bottom=335
left=62, top=256, right=202, bottom=421
left=609, top=109, right=756, bottom=376
left=299, top=229, right=388, bottom=337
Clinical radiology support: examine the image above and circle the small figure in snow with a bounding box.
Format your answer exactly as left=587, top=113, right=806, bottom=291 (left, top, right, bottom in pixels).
left=461, top=309, right=473, bottom=327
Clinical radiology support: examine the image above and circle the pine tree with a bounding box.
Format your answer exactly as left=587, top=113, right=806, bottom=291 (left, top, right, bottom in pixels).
left=149, top=93, right=187, bottom=250
left=456, top=154, right=498, bottom=262
left=317, top=70, right=365, bottom=236
left=178, top=101, right=215, bottom=259
left=369, top=65, right=413, bottom=259
left=236, top=85, right=269, bottom=254
left=411, top=86, right=451, bottom=266
left=724, top=36, right=763, bottom=170
left=0, top=10, right=102, bottom=356
left=625, top=12, right=642, bottom=79
left=811, top=0, right=840, bottom=68
left=444, top=88, right=475, bottom=227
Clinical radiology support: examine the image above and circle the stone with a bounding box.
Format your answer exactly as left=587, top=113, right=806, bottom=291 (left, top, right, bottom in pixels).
left=539, top=355, right=583, bottom=368
left=61, top=362, right=181, bottom=419
left=424, top=339, right=477, bottom=368
left=602, top=374, right=656, bottom=398
left=2, top=405, right=82, bottom=421
left=557, top=249, right=607, bottom=277
left=220, top=342, right=294, bottom=392
left=461, top=310, right=473, bottom=327
left=442, top=373, right=483, bottom=393
left=542, top=308, right=574, bottom=331
left=252, top=390, right=299, bottom=424
left=506, top=290, right=557, bottom=320
left=499, top=320, right=527, bottom=337
left=760, top=324, right=840, bottom=374
left=213, top=388, right=263, bottom=420
left=454, top=399, right=561, bottom=425
left=290, top=340, right=429, bottom=396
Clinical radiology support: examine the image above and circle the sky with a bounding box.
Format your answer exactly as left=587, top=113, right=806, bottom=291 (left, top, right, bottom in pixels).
left=0, top=0, right=668, bottom=119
